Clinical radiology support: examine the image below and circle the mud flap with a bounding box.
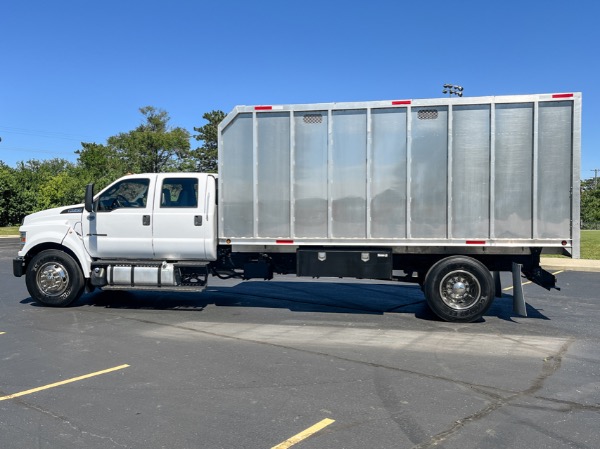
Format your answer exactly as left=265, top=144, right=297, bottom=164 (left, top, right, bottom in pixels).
left=493, top=271, right=502, bottom=298
left=512, top=263, right=527, bottom=317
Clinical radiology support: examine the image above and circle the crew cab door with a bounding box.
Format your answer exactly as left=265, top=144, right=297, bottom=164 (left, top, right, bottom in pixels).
left=152, top=174, right=217, bottom=261
left=83, top=175, right=156, bottom=258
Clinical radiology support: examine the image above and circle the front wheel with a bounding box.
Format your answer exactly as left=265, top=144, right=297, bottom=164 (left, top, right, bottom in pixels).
left=25, top=250, right=84, bottom=307
left=424, top=256, right=494, bottom=323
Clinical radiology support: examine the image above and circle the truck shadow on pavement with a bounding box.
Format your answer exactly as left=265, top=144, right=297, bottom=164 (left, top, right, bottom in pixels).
left=21, top=280, right=550, bottom=322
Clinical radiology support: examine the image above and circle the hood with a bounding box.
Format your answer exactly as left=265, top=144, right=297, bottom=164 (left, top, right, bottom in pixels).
left=22, top=204, right=85, bottom=226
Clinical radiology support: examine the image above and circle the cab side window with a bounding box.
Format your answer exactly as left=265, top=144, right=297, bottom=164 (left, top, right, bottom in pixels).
left=97, top=179, right=150, bottom=212
left=161, top=178, right=198, bottom=208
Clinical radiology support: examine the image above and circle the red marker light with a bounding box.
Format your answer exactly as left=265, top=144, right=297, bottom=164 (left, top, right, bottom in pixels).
left=392, top=100, right=411, bottom=105
left=466, top=240, right=486, bottom=245
left=276, top=239, right=294, bottom=244
left=552, top=93, right=573, bottom=99
left=255, top=106, right=273, bottom=111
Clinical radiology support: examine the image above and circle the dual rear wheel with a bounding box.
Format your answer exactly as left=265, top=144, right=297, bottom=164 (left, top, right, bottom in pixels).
left=424, top=256, right=495, bottom=323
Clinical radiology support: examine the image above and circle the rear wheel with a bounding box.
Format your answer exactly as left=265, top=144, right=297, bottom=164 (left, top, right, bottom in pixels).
left=424, top=256, right=494, bottom=322
left=25, top=250, right=84, bottom=307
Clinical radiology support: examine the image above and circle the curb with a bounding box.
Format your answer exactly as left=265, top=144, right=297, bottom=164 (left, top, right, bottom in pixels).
left=540, top=257, right=600, bottom=273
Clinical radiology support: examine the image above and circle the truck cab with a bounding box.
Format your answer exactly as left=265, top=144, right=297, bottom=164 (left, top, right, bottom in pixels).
left=14, top=173, right=217, bottom=307
left=83, top=173, right=217, bottom=261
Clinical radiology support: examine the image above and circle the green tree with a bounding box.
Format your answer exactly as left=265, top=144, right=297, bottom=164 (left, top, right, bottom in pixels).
left=38, top=171, right=86, bottom=210
left=192, top=110, right=225, bottom=172
left=5, top=159, right=77, bottom=223
left=108, top=106, right=191, bottom=173
left=581, top=177, right=600, bottom=226
left=0, top=162, right=17, bottom=226
left=75, top=142, right=126, bottom=190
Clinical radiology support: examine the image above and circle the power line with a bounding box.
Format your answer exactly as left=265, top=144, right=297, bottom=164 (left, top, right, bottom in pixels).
left=1, top=146, right=76, bottom=155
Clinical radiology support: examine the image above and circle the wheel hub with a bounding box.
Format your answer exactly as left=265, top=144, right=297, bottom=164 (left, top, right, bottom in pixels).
left=451, top=281, right=467, bottom=298
left=37, top=263, right=69, bottom=296
left=439, top=270, right=481, bottom=310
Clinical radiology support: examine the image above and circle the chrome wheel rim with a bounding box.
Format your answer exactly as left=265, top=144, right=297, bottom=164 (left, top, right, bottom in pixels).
left=439, top=270, right=481, bottom=310
left=36, top=262, right=69, bottom=297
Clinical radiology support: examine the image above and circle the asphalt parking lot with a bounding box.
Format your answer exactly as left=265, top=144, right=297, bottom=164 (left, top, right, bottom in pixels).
left=1, top=237, right=599, bottom=449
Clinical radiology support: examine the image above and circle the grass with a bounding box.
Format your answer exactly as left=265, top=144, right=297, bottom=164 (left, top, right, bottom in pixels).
left=0, top=226, right=19, bottom=236
left=0, top=227, right=597, bottom=258
left=580, top=230, right=600, bottom=260
left=542, top=230, right=600, bottom=260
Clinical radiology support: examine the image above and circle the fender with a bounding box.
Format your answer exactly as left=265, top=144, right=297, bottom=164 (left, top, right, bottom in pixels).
left=61, top=224, right=92, bottom=277
left=20, top=222, right=92, bottom=278
left=20, top=223, right=70, bottom=257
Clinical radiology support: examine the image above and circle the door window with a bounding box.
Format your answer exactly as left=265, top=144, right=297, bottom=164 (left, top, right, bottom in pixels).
left=97, top=179, right=150, bottom=212
left=160, top=178, right=199, bottom=208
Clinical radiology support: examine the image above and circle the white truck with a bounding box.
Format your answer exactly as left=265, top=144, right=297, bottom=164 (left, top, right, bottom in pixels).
left=13, top=92, right=581, bottom=322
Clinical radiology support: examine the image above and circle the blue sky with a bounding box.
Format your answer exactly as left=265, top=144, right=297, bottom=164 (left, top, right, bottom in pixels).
left=1, top=0, right=598, bottom=179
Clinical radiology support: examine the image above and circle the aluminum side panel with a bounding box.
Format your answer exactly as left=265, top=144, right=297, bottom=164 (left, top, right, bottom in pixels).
left=537, top=101, right=573, bottom=238
left=331, top=110, right=367, bottom=238
left=293, top=111, right=328, bottom=238
left=494, top=103, right=534, bottom=239
left=410, top=106, right=448, bottom=238
left=370, top=108, right=408, bottom=238
left=220, top=113, right=253, bottom=237
left=256, top=112, right=291, bottom=238
left=451, top=105, right=491, bottom=238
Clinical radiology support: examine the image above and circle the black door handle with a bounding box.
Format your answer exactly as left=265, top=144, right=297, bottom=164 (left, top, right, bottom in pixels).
left=143, top=215, right=150, bottom=226
left=194, top=215, right=202, bottom=226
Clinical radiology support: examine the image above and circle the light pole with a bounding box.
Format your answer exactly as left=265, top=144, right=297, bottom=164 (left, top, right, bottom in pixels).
left=443, top=84, right=463, bottom=97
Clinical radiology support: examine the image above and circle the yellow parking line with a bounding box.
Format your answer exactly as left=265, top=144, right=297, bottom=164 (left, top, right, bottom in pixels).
left=271, top=418, right=335, bottom=449
left=0, top=332, right=5, bottom=335
left=0, top=364, right=130, bottom=401
left=503, top=270, right=564, bottom=291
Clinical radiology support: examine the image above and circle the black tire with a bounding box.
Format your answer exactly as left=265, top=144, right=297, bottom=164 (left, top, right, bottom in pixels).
left=423, top=256, right=494, bottom=323
left=25, top=249, right=85, bottom=307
